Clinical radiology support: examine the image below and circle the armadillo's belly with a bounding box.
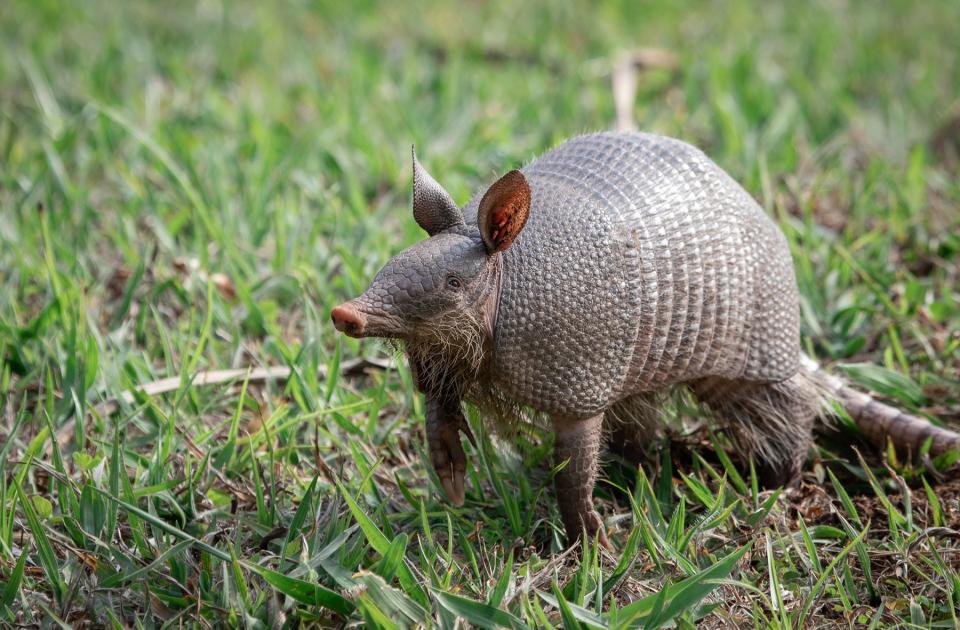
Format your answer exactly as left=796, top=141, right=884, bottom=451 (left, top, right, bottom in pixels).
left=467, top=132, right=800, bottom=417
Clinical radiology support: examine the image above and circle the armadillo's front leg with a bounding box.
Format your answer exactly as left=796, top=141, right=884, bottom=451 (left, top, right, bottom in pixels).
left=552, top=413, right=611, bottom=550
left=425, top=394, right=476, bottom=506
left=410, top=358, right=476, bottom=506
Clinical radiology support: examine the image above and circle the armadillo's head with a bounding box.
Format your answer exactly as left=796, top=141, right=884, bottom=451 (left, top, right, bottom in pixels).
left=331, top=149, right=530, bottom=345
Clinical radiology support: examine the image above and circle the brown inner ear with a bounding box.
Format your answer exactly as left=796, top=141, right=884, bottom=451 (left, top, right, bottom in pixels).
left=477, top=170, right=531, bottom=253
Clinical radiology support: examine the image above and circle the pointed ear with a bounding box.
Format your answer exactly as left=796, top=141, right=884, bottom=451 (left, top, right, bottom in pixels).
left=412, top=146, right=463, bottom=235
left=477, top=170, right=531, bottom=254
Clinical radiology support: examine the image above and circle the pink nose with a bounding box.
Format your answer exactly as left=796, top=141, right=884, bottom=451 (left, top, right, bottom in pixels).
left=331, top=303, right=366, bottom=336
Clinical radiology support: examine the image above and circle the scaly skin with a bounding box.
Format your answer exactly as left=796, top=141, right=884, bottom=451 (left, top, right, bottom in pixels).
left=552, top=414, right=611, bottom=550
left=411, top=357, right=477, bottom=506
left=330, top=132, right=960, bottom=550
left=807, top=355, right=960, bottom=456
left=424, top=394, right=475, bottom=506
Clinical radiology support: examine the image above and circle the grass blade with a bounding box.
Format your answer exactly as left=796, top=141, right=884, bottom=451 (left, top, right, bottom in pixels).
left=618, top=542, right=753, bottom=628
left=100, top=539, right=194, bottom=588
left=14, top=482, right=64, bottom=604
left=1, top=534, right=29, bottom=608
left=434, top=589, right=532, bottom=630
left=333, top=477, right=428, bottom=606
left=795, top=525, right=870, bottom=627
left=250, top=564, right=353, bottom=615
left=488, top=549, right=514, bottom=608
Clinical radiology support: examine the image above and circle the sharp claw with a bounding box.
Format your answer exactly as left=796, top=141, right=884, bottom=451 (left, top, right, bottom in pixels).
left=587, top=511, right=612, bottom=551
left=452, top=471, right=465, bottom=506
left=441, top=475, right=458, bottom=504
left=459, top=418, right=478, bottom=448
left=598, top=530, right=613, bottom=551
left=428, top=409, right=474, bottom=507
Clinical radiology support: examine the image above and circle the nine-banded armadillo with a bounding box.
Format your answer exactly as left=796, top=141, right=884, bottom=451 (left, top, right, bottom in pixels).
left=331, top=131, right=960, bottom=548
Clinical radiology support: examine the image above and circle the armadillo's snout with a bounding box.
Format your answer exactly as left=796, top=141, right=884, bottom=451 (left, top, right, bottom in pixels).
left=331, top=302, right=367, bottom=337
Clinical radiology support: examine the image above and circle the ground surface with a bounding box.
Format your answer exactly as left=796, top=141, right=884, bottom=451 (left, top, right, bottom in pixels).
left=1, top=0, right=960, bottom=627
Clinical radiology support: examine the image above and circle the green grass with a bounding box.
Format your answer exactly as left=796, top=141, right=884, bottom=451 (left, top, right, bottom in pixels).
left=1, top=0, right=959, bottom=626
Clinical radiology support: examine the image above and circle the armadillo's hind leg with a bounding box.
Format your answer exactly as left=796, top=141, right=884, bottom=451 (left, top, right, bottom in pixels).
left=605, top=392, right=664, bottom=463
left=693, top=371, right=824, bottom=488
left=552, top=413, right=612, bottom=549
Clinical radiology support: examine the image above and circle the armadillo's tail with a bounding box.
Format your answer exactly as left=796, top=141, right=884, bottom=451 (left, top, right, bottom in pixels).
left=802, top=354, right=960, bottom=457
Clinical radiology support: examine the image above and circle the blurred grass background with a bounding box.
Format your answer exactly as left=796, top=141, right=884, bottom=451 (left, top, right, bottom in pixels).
left=1, top=0, right=959, bottom=627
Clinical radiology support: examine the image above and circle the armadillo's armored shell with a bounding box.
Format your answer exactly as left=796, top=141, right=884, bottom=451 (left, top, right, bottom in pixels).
left=463, top=132, right=799, bottom=416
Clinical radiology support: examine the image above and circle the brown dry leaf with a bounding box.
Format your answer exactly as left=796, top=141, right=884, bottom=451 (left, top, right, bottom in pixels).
left=627, top=47, right=678, bottom=71
left=148, top=589, right=178, bottom=620
left=210, top=272, right=236, bottom=300
left=105, top=265, right=132, bottom=300
left=173, top=257, right=237, bottom=300
left=172, top=256, right=194, bottom=274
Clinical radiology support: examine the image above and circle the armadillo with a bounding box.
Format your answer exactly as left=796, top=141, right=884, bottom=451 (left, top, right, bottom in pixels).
left=331, top=131, right=960, bottom=548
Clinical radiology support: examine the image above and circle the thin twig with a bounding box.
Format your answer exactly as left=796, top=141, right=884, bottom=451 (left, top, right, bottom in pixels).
left=609, top=48, right=679, bottom=132
left=54, top=357, right=394, bottom=448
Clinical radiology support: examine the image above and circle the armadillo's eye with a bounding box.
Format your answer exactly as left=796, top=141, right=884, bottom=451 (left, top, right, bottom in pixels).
left=446, top=276, right=462, bottom=290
